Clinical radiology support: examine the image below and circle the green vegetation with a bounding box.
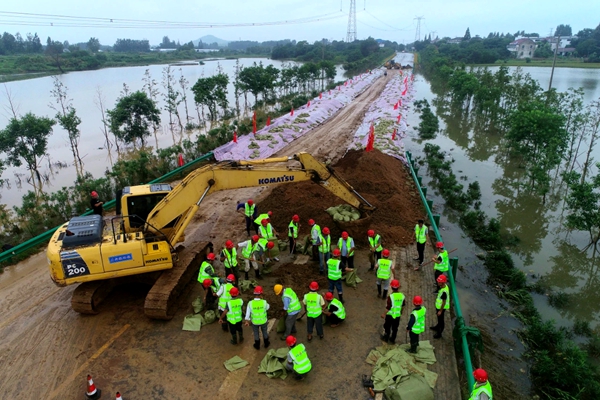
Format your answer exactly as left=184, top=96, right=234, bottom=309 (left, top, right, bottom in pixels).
left=413, top=99, right=439, bottom=139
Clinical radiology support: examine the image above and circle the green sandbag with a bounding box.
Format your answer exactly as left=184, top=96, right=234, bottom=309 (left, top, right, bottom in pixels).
left=276, top=317, right=286, bottom=333
left=224, top=356, right=249, bottom=372
left=385, top=374, right=434, bottom=400
left=326, top=206, right=337, bottom=215
left=333, top=213, right=344, bottom=221
left=182, top=313, right=204, bottom=331
left=343, top=270, right=363, bottom=288
left=204, top=310, right=217, bottom=324
left=258, top=347, right=290, bottom=379
left=192, top=296, right=204, bottom=314
left=239, top=279, right=258, bottom=292
left=343, top=216, right=350, bottom=222
left=278, top=240, right=288, bottom=251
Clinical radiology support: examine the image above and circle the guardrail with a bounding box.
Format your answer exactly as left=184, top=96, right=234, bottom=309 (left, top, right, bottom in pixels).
left=0, top=152, right=215, bottom=264
left=406, top=150, right=475, bottom=391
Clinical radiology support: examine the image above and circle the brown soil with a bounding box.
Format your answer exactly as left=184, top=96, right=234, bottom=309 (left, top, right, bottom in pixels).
left=261, top=149, right=425, bottom=248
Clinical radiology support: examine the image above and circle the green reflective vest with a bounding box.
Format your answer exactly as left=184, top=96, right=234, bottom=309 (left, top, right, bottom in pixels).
left=387, top=292, right=405, bottom=318
left=311, top=224, right=321, bottom=245
left=244, top=203, right=255, bottom=218
left=210, top=278, right=221, bottom=293
left=435, top=250, right=449, bottom=272
left=337, top=237, right=354, bottom=256
left=242, top=241, right=255, bottom=259
left=376, top=258, right=392, bottom=279
left=436, top=285, right=450, bottom=310
left=254, top=213, right=269, bottom=225
left=248, top=299, right=268, bottom=325
left=197, top=261, right=215, bottom=283
left=226, top=298, right=243, bottom=324
left=289, top=344, right=312, bottom=374
left=304, top=292, right=323, bottom=318
left=222, top=248, right=238, bottom=268
left=218, top=283, right=234, bottom=310
left=411, top=307, right=426, bottom=334
left=283, top=288, right=302, bottom=314
left=415, top=224, right=427, bottom=244
left=288, top=220, right=298, bottom=238
left=368, top=234, right=383, bottom=251
left=327, top=258, right=342, bottom=280
left=319, top=234, right=331, bottom=253
left=328, top=298, right=346, bottom=320
left=256, top=238, right=268, bottom=253
left=259, top=224, right=274, bottom=239
left=469, top=381, right=493, bottom=400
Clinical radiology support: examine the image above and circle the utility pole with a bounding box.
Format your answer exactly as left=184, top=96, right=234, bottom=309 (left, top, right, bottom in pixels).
left=414, top=16, right=424, bottom=42
left=346, top=0, right=357, bottom=42
left=548, top=34, right=560, bottom=93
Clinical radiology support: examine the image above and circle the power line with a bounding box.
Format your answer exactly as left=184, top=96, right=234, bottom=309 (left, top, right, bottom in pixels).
left=346, top=0, right=357, bottom=42
left=363, top=10, right=414, bottom=31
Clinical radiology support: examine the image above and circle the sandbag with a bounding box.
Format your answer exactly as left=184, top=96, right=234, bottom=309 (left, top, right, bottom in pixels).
left=192, top=296, right=204, bottom=314
left=182, top=313, right=204, bottom=331
left=278, top=240, right=288, bottom=251
left=204, top=310, right=217, bottom=324
left=276, top=317, right=286, bottom=333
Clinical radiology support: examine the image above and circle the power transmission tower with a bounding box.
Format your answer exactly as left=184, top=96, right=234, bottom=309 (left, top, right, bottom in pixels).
left=414, top=16, right=424, bottom=42
left=346, top=0, right=357, bottom=42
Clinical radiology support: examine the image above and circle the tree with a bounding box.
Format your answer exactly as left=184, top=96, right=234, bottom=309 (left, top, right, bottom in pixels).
left=534, top=41, right=553, bottom=58
left=107, top=91, right=161, bottom=148
left=564, top=168, right=600, bottom=247
left=191, top=72, right=229, bottom=122
left=87, top=37, right=100, bottom=53
left=159, top=36, right=177, bottom=49
left=463, top=28, right=471, bottom=41
left=0, top=113, right=55, bottom=198
left=162, top=66, right=183, bottom=135
left=45, top=37, right=64, bottom=73
left=113, top=39, right=150, bottom=52
left=555, top=24, right=572, bottom=37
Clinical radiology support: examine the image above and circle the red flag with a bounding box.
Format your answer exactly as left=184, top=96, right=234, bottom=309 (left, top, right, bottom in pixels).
left=233, top=131, right=238, bottom=143
left=393, top=102, right=398, bottom=110
left=397, top=114, right=401, bottom=123
left=329, top=90, right=331, bottom=95
left=338, top=86, right=341, bottom=91
left=402, top=88, right=407, bottom=96
left=307, top=101, right=311, bottom=108
left=319, top=92, right=322, bottom=99
left=290, top=107, right=294, bottom=116
left=365, top=125, right=375, bottom=152
left=266, top=116, right=271, bottom=126
left=252, top=120, right=256, bottom=134
left=252, top=111, right=256, bottom=122
left=178, top=153, right=184, bottom=167
left=344, top=81, right=348, bottom=86
left=392, top=128, right=397, bottom=140
left=399, top=99, right=402, bottom=107
left=404, top=76, right=408, bottom=84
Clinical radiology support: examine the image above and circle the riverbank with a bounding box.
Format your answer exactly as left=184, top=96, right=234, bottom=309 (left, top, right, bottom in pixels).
left=473, top=59, right=600, bottom=68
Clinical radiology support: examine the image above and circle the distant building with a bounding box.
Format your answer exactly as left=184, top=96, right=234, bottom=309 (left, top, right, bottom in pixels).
left=194, top=49, right=220, bottom=53
left=507, top=38, right=537, bottom=59
left=447, top=37, right=463, bottom=44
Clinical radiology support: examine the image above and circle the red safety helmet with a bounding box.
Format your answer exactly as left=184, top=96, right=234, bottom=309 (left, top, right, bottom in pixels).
left=202, top=279, right=212, bottom=288
left=254, top=286, right=264, bottom=295
left=436, top=241, right=444, bottom=249
left=267, top=241, right=275, bottom=249
left=286, top=335, right=297, bottom=346
left=333, top=249, right=341, bottom=257
left=225, top=240, right=234, bottom=249
left=292, top=214, right=300, bottom=222
left=247, top=199, right=254, bottom=205
left=207, top=253, right=216, bottom=261
left=473, top=368, right=488, bottom=383
left=91, top=191, right=99, bottom=197
left=341, top=231, right=349, bottom=239
left=226, top=274, right=235, bottom=282
left=382, top=249, right=390, bottom=257
left=391, top=279, right=400, bottom=289
left=252, top=235, right=259, bottom=242
left=437, top=274, right=448, bottom=283
left=261, top=219, right=268, bottom=226
left=229, top=287, right=240, bottom=297
left=308, top=219, right=315, bottom=225
left=325, top=292, right=334, bottom=301
left=309, top=281, right=319, bottom=291
left=268, top=211, right=273, bottom=217
left=322, top=227, right=330, bottom=235
left=413, top=295, right=423, bottom=306
left=367, top=229, right=375, bottom=237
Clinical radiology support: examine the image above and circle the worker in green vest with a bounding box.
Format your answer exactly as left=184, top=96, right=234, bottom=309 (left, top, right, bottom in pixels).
left=285, top=335, right=312, bottom=380
left=431, top=242, right=449, bottom=293
left=375, top=249, right=395, bottom=300
left=258, top=218, right=279, bottom=262
left=367, top=229, right=383, bottom=271
left=327, top=249, right=352, bottom=303
left=337, top=231, right=355, bottom=270
left=470, top=369, right=493, bottom=400
left=220, top=240, right=239, bottom=284
left=238, top=235, right=259, bottom=280
left=218, top=287, right=244, bottom=345
left=413, top=219, right=428, bottom=269
left=323, top=292, right=346, bottom=327
left=288, top=214, right=300, bottom=254
left=202, top=278, right=219, bottom=311
left=431, top=274, right=450, bottom=339
left=198, top=253, right=220, bottom=303
left=309, top=219, right=321, bottom=262
left=237, top=199, right=258, bottom=236
left=244, top=286, right=270, bottom=350
left=216, top=274, right=236, bottom=332
left=318, top=227, right=331, bottom=275
left=406, top=295, right=426, bottom=354
left=380, top=279, right=406, bottom=344
left=275, top=284, right=302, bottom=340
left=303, top=281, right=325, bottom=341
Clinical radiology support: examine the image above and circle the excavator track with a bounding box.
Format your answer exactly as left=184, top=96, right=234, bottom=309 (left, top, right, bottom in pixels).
left=144, top=241, right=213, bottom=320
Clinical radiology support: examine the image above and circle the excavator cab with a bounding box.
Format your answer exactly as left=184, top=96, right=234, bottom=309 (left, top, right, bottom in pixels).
left=118, top=184, right=172, bottom=231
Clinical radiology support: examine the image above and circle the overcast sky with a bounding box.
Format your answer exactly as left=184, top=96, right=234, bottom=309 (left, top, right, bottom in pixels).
left=1, top=1, right=598, bottom=46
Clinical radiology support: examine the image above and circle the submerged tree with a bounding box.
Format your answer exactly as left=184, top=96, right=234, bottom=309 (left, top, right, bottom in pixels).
left=191, top=71, right=229, bottom=124
left=564, top=167, right=600, bottom=247
left=107, top=91, right=161, bottom=148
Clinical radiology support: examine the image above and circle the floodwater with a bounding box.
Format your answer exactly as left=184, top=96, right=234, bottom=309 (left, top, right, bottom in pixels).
left=407, top=65, right=600, bottom=331
left=0, top=58, right=349, bottom=208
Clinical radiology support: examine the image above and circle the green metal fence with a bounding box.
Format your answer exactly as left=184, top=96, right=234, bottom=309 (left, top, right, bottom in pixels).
left=406, top=150, right=475, bottom=391
left=0, top=152, right=215, bottom=264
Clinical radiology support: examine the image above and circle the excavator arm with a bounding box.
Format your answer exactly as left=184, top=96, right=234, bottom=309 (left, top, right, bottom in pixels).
left=145, top=152, right=374, bottom=246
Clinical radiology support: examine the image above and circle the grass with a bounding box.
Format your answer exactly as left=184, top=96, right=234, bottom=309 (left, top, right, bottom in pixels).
left=472, top=58, right=600, bottom=69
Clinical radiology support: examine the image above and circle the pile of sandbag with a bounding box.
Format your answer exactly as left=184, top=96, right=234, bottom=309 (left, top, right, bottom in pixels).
left=326, top=204, right=361, bottom=222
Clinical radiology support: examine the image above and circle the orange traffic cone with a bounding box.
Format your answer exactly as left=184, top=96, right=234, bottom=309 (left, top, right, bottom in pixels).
left=86, top=374, right=102, bottom=399
left=116, top=392, right=123, bottom=400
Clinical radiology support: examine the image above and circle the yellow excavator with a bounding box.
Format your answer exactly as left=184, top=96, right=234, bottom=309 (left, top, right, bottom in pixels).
left=47, top=152, right=374, bottom=319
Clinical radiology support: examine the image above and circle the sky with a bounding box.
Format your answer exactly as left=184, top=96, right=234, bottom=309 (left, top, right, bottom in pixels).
left=1, top=0, right=599, bottom=46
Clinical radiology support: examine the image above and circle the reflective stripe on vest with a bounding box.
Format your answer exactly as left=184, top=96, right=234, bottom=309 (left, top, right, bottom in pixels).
left=327, top=258, right=342, bottom=280
left=311, top=225, right=321, bottom=244
left=198, top=261, right=214, bottom=282
left=288, top=221, right=298, bottom=238
left=304, top=292, right=322, bottom=318
left=218, top=283, right=234, bottom=309
left=242, top=241, right=254, bottom=258
left=387, top=292, right=405, bottom=318
left=249, top=299, right=268, bottom=325
left=337, top=237, right=354, bottom=256
left=223, top=248, right=238, bottom=268
left=329, top=298, right=346, bottom=319
left=245, top=203, right=255, bottom=218
left=436, top=285, right=450, bottom=310
left=226, top=298, right=243, bottom=324
left=319, top=234, right=331, bottom=253
left=411, top=307, right=426, bottom=334
left=369, top=234, right=383, bottom=251
left=435, top=250, right=449, bottom=272
left=283, top=288, right=301, bottom=314
left=469, top=381, right=493, bottom=400
left=289, top=344, right=312, bottom=374
left=376, top=258, right=392, bottom=279
left=415, top=225, right=427, bottom=244
left=259, top=224, right=274, bottom=239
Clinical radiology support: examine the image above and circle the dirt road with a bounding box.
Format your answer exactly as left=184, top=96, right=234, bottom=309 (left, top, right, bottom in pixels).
left=0, top=71, right=459, bottom=400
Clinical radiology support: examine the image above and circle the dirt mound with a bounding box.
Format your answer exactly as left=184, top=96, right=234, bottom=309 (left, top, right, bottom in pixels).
left=261, top=149, right=425, bottom=248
